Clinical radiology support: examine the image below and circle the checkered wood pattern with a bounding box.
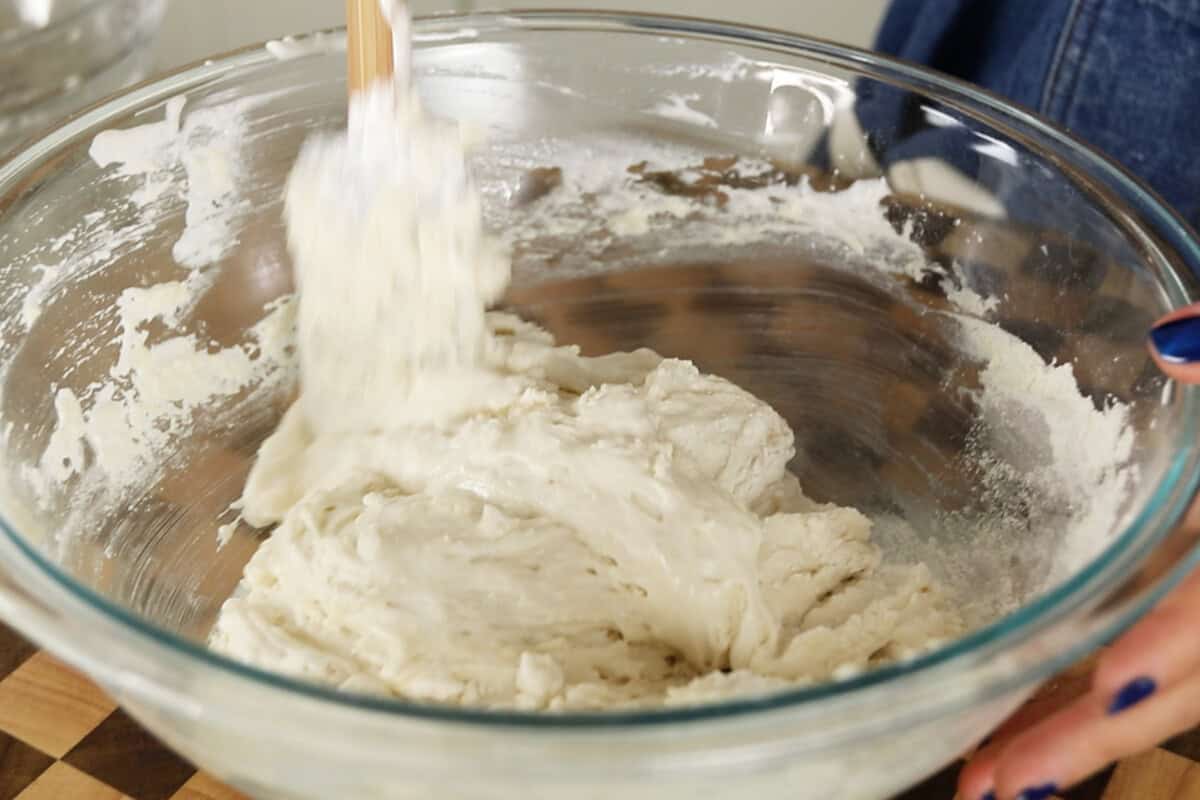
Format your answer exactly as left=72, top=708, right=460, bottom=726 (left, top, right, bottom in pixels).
left=0, top=622, right=246, bottom=800
left=1, top=622, right=1197, bottom=799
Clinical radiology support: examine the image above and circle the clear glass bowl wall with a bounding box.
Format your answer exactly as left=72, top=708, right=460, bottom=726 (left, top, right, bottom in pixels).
left=0, top=0, right=166, bottom=156
left=0, top=13, right=1198, bottom=800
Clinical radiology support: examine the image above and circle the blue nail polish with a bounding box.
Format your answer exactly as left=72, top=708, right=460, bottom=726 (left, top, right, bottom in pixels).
left=1150, top=315, right=1200, bottom=363
left=980, top=792, right=996, bottom=800
left=1016, top=784, right=1059, bottom=800
left=1109, top=676, right=1157, bottom=714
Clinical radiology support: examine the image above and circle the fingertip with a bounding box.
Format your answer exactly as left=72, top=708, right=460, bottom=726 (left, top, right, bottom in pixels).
left=1151, top=303, right=1200, bottom=328
left=1148, top=345, right=1200, bottom=384
left=991, top=702, right=1095, bottom=799
left=959, top=742, right=1002, bottom=800
left=1149, top=307, right=1200, bottom=381
left=960, top=683, right=1091, bottom=798
left=1092, top=597, right=1200, bottom=701
left=1012, top=782, right=1060, bottom=800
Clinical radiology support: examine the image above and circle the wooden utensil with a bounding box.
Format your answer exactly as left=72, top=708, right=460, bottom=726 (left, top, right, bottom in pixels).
left=346, top=0, right=394, bottom=94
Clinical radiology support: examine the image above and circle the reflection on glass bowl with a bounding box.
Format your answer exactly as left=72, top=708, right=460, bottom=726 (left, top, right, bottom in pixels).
left=0, top=0, right=166, bottom=156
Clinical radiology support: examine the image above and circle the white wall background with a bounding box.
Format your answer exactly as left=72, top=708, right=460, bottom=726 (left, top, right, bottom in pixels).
left=155, top=0, right=889, bottom=71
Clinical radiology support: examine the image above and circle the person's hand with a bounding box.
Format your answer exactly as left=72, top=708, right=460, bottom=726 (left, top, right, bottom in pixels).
left=958, top=305, right=1200, bottom=800
left=958, top=571, right=1200, bottom=799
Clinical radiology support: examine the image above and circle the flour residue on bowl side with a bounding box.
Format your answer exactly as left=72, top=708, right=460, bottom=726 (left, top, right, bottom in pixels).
left=24, top=290, right=295, bottom=508
left=9, top=93, right=297, bottom=522
left=492, top=141, right=933, bottom=282
left=957, top=316, right=1137, bottom=583
left=13, top=90, right=271, bottom=339
left=89, top=93, right=264, bottom=270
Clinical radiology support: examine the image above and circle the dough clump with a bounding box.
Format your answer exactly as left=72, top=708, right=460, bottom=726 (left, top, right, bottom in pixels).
left=210, top=306, right=962, bottom=708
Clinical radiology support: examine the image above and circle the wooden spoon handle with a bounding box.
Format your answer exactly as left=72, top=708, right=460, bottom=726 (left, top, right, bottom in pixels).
left=346, top=0, right=394, bottom=94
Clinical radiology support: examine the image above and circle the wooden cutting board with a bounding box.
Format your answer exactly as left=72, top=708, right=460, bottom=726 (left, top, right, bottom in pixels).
left=1, top=621, right=1197, bottom=800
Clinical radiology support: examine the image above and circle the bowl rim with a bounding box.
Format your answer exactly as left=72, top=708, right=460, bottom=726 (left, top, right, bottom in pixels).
left=2, top=8, right=1200, bottom=729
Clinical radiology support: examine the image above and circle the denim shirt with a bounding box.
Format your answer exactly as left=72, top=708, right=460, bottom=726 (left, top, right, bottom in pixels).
left=868, top=0, right=1200, bottom=227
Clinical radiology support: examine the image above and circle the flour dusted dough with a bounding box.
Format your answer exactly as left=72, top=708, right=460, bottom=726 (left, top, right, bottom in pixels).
left=207, top=9, right=962, bottom=709
left=211, top=312, right=961, bottom=709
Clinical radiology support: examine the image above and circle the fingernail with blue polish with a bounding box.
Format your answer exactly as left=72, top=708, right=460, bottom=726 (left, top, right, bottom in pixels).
left=1016, top=784, right=1059, bottom=800
left=1109, top=676, right=1157, bottom=714
left=1150, top=315, right=1200, bottom=364
left=979, top=791, right=996, bottom=800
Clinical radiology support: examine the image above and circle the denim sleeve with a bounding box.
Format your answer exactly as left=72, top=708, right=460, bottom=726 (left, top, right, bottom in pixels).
left=869, top=0, right=1200, bottom=227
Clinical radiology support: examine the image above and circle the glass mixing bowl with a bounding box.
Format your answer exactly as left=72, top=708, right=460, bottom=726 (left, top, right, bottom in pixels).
left=1, top=12, right=1199, bottom=800
left=0, top=0, right=166, bottom=157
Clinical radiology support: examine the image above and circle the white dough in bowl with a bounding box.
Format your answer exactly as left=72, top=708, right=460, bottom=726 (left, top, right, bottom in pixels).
left=210, top=313, right=963, bottom=710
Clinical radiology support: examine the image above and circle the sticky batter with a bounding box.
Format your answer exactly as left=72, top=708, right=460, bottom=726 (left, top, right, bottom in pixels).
left=208, top=9, right=962, bottom=710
